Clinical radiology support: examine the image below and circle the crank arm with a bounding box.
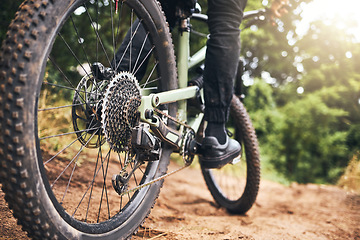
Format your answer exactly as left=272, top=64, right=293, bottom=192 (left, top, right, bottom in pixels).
left=150, top=115, right=182, bottom=150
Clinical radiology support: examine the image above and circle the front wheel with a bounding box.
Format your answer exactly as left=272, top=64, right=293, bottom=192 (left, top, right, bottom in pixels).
left=0, top=0, right=177, bottom=239
left=201, top=95, right=260, bottom=214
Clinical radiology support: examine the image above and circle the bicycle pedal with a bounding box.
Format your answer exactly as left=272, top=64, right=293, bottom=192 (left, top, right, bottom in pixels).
left=230, top=155, right=242, bottom=165
left=189, top=139, right=201, bottom=155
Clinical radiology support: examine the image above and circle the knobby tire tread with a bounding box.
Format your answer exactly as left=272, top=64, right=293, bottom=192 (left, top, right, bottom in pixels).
left=202, top=95, right=260, bottom=214
left=0, top=0, right=176, bottom=239
left=0, top=1, right=56, bottom=239
left=230, top=95, right=261, bottom=213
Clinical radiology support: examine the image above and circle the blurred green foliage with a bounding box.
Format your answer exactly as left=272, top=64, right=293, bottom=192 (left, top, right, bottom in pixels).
left=242, top=0, right=360, bottom=183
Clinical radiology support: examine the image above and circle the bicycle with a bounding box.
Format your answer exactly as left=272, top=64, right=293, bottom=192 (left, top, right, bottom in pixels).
left=0, top=0, right=263, bottom=239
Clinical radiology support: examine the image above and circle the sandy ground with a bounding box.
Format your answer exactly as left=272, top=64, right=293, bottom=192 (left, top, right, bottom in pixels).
left=1, top=161, right=359, bottom=240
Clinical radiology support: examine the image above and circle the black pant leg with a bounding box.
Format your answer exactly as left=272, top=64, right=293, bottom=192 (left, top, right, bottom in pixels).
left=203, top=0, right=247, bottom=123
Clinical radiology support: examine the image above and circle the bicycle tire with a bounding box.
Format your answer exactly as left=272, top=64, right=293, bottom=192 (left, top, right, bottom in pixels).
left=201, top=95, right=260, bottom=214
left=0, top=0, right=177, bottom=239
left=189, top=13, right=260, bottom=214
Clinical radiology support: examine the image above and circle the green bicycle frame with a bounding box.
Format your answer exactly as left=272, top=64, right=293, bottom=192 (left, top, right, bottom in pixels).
left=139, top=17, right=206, bottom=134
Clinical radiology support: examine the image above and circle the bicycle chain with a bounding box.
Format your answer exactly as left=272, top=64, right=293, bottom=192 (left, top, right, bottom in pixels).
left=153, top=107, right=192, bottom=130
left=120, top=164, right=189, bottom=196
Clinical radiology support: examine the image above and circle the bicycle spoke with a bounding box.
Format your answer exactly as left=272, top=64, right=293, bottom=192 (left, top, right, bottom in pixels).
left=114, top=18, right=143, bottom=72
left=48, top=56, right=74, bottom=86
left=43, top=81, right=85, bottom=93
left=74, top=113, right=88, bottom=123
left=38, top=101, right=98, bottom=112
left=44, top=132, right=87, bottom=165
left=97, top=148, right=111, bottom=222
left=70, top=15, right=92, bottom=68
left=39, top=127, right=101, bottom=140
left=115, top=1, right=124, bottom=48
left=96, top=0, right=100, bottom=64
left=58, top=33, right=91, bottom=78
left=141, top=61, right=158, bottom=89
left=47, top=56, right=92, bottom=108
left=83, top=3, right=113, bottom=70
left=117, top=152, right=124, bottom=169
left=129, top=10, right=134, bottom=73
left=51, top=129, right=100, bottom=190
left=132, top=32, right=149, bottom=74
left=120, top=196, right=123, bottom=212
left=140, top=78, right=160, bottom=88
left=133, top=45, right=154, bottom=76
left=133, top=169, right=139, bottom=187
left=72, top=149, right=111, bottom=218
left=138, top=167, right=145, bottom=175
left=43, top=81, right=95, bottom=96
left=61, top=154, right=79, bottom=203
left=110, top=0, right=116, bottom=67
left=85, top=135, right=104, bottom=222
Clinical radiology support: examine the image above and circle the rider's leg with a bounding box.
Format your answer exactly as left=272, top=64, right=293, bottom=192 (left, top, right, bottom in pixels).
left=200, top=0, right=248, bottom=168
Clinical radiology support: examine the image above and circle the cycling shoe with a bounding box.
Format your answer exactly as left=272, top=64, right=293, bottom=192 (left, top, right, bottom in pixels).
left=199, top=136, right=241, bottom=169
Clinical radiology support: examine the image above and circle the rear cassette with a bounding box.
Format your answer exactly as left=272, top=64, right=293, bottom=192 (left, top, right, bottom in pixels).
left=101, top=72, right=142, bottom=152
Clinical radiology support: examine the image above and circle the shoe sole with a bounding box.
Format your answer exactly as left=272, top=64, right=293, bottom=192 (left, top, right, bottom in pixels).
left=199, top=149, right=241, bottom=169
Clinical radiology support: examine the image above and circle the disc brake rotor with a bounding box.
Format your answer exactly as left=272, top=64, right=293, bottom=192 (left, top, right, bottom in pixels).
left=72, top=75, right=107, bottom=148
left=101, top=72, right=141, bottom=152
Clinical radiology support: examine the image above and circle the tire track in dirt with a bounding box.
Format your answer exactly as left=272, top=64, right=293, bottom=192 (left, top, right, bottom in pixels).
left=133, top=162, right=360, bottom=240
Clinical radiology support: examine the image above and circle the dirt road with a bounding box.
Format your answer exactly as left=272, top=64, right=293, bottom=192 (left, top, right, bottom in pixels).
left=1, top=162, right=359, bottom=240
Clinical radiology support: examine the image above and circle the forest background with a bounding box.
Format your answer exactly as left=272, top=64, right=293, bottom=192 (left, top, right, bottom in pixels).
left=0, top=0, right=359, bottom=190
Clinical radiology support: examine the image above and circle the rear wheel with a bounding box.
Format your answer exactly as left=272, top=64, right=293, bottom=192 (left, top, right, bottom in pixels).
left=189, top=14, right=260, bottom=214
left=202, top=95, right=260, bottom=214
left=0, top=0, right=176, bottom=239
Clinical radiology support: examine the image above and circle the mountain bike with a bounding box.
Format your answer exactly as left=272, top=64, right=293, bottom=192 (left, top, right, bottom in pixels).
left=0, top=0, right=263, bottom=239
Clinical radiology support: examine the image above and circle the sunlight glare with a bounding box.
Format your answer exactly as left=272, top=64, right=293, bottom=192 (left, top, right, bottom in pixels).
left=297, top=0, right=360, bottom=42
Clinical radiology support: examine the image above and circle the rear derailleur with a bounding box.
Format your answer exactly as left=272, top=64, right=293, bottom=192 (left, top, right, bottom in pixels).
left=112, top=123, right=161, bottom=195
left=111, top=121, right=200, bottom=195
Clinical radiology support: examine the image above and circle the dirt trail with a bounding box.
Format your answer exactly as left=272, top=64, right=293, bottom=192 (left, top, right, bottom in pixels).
left=1, top=161, right=359, bottom=240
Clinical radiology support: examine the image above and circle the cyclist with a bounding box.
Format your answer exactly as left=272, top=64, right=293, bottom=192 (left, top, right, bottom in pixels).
left=159, top=0, right=289, bottom=168
left=113, top=0, right=289, bottom=168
